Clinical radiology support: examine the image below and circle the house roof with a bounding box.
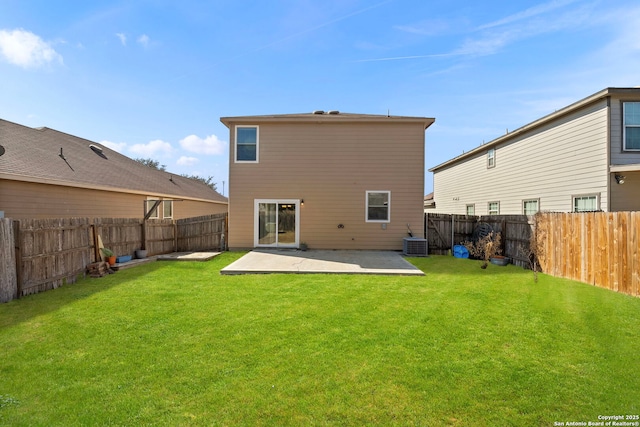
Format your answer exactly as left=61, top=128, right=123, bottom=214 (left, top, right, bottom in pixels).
left=429, top=87, right=640, bottom=172
left=0, top=118, right=227, bottom=204
left=221, top=111, right=435, bottom=129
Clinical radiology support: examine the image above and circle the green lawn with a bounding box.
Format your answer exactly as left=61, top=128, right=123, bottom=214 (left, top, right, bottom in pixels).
left=1, top=254, right=639, bottom=426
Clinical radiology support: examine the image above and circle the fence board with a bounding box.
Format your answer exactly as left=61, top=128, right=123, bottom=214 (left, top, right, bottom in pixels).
left=426, top=213, right=532, bottom=268
left=427, top=211, right=638, bottom=298
left=94, top=218, right=143, bottom=259
left=1, top=213, right=228, bottom=302
left=632, top=212, right=640, bottom=296
left=0, top=219, right=17, bottom=302
left=176, top=213, right=227, bottom=252
left=536, top=212, right=639, bottom=297
left=18, top=218, right=92, bottom=297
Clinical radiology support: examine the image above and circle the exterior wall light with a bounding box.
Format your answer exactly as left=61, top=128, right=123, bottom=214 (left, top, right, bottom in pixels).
left=615, top=174, right=626, bottom=184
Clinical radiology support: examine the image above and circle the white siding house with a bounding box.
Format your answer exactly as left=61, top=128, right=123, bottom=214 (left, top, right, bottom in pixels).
left=429, top=88, right=640, bottom=214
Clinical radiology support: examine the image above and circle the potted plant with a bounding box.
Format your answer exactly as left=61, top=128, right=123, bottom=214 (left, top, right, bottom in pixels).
left=100, top=247, right=116, bottom=266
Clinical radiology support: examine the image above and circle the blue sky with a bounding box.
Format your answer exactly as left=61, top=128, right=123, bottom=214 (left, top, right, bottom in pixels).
left=1, top=0, right=639, bottom=194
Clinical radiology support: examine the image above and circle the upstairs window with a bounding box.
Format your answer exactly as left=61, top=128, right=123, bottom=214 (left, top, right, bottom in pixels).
left=235, top=126, right=259, bottom=162
left=366, top=191, right=390, bottom=222
left=466, top=204, right=475, bottom=216
left=487, top=148, right=496, bottom=168
left=623, top=102, right=640, bottom=150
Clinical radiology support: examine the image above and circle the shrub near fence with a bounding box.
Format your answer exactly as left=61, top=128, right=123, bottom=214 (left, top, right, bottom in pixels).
left=0, top=213, right=228, bottom=302
left=425, top=211, right=640, bottom=298
left=425, top=213, right=532, bottom=268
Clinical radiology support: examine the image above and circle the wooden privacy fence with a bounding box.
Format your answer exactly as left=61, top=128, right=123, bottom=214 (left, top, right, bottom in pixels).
left=425, top=211, right=640, bottom=297
left=0, top=213, right=227, bottom=303
left=537, top=212, right=639, bottom=297
left=425, top=213, right=532, bottom=268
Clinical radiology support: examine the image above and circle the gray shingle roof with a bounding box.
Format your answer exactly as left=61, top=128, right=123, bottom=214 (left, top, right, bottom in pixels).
left=0, top=119, right=227, bottom=204
left=221, top=111, right=435, bottom=129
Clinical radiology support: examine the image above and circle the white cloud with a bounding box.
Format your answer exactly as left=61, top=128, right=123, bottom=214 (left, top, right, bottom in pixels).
left=177, top=156, right=199, bottom=166
left=137, top=34, right=150, bottom=48
left=116, top=33, right=127, bottom=46
left=179, top=134, right=226, bottom=155
left=0, top=28, right=63, bottom=68
left=129, top=139, right=173, bottom=156
left=99, top=140, right=127, bottom=153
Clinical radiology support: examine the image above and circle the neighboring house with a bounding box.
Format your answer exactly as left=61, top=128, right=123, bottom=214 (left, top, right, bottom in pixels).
left=423, top=192, right=435, bottom=211
left=0, top=118, right=228, bottom=219
left=429, top=87, right=640, bottom=215
left=220, top=111, right=435, bottom=250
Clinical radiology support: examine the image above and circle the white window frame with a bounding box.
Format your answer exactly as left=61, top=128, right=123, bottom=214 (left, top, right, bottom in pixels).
left=572, top=194, right=599, bottom=213
left=146, top=198, right=160, bottom=219
left=163, top=200, right=173, bottom=219
left=487, top=148, right=496, bottom=168
left=366, top=191, right=391, bottom=223
left=235, top=125, right=259, bottom=163
left=253, top=199, right=300, bottom=248
left=523, top=199, right=540, bottom=215
left=466, top=204, right=475, bottom=216
left=623, top=102, right=640, bottom=151
left=488, top=201, right=500, bottom=215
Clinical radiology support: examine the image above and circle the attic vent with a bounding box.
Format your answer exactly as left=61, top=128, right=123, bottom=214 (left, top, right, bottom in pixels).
left=312, top=110, right=325, bottom=115
left=327, top=110, right=340, bottom=115
left=0, top=145, right=5, bottom=157
left=89, top=144, right=108, bottom=159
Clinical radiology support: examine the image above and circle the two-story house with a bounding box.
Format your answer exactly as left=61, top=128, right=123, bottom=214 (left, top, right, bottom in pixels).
left=221, top=111, right=435, bottom=250
left=429, top=87, right=640, bottom=214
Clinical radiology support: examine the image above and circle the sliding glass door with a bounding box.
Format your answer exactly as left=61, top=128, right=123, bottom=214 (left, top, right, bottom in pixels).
left=255, top=199, right=300, bottom=248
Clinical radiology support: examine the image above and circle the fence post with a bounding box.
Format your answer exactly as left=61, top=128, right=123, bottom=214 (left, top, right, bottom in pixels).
left=91, top=221, right=100, bottom=263
left=451, top=215, right=455, bottom=251
left=0, top=219, right=16, bottom=302
left=173, top=221, right=178, bottom=253
left=13, top=220, right=22, bottom=300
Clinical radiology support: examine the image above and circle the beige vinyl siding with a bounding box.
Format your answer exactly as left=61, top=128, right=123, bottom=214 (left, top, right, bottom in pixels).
left=178, top=200, right=228, bottom=218
left=0, top=180, right=227, bottom=219
left=228, top=121, right=425, bottom=250
left=433, top=99, right=609, bottom=214
left=610, top=97, right=640, bottom=164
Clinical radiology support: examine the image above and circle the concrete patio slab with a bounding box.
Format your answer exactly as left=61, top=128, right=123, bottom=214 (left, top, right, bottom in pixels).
left=220, top=249, right=425, bottom=276
left=157, top=252, right=221, bottom=261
